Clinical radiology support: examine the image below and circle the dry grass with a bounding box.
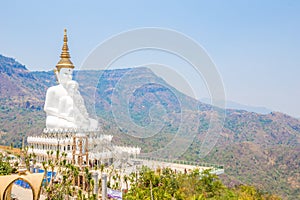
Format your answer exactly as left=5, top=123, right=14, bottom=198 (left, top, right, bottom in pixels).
left=0, top=145, right=21, bottom=155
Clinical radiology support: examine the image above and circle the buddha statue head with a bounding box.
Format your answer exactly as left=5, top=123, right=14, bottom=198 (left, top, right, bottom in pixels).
left=56, top=67, right=73, bottom=85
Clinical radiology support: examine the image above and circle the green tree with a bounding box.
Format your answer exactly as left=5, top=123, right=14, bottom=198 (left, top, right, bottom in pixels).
left=124, top=167, right=281, bottom=200
left=0, top=153, right=17, bottom=175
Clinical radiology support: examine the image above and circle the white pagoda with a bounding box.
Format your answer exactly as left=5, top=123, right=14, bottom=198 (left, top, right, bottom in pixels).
left=27, top=29, right=140, bottom=168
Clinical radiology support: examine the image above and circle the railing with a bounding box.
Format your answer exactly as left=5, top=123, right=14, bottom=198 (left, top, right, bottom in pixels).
left=136, top=156, right=224, bottom=170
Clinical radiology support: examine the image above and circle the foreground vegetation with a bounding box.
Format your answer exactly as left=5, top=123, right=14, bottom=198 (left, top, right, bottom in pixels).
left=124, top=166, right=281, bottom=200
left=0, top=153, right=17, bottom=175
left=0, top=148, right=281, bottom=200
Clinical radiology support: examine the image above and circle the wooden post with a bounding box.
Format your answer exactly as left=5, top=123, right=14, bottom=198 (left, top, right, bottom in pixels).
left=85, top=136, right=89, bottom=168
left=72, top=136, right=76, bottom=165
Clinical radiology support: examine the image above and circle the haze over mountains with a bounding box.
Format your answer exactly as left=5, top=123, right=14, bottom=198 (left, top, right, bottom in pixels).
left=201, top=98, right=272, bottom=115
left=0, top=54, right=299, bottom=199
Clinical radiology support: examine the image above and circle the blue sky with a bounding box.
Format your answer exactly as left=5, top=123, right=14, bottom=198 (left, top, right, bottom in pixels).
left=0, top=0, right=299, bottom=117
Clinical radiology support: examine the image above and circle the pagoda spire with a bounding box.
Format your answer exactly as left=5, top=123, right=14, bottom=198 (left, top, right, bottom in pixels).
left=56, top=29, right=75, bottom=72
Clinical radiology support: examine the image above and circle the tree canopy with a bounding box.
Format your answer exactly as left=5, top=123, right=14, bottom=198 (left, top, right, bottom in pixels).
left=124, top=166, right=281, bottom=200
left=0, top=153, right=17, bottom=175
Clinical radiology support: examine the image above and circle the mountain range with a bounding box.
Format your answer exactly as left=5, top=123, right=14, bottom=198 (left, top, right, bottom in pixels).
left=0, top=54, right=299, bottom=199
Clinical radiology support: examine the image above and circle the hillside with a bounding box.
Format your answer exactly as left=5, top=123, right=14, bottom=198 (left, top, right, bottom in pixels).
left=0, top=54, right=299, bottom=199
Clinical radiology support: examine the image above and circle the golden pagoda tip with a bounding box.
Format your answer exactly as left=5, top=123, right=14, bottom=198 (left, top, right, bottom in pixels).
left=55, top=29, right=74, bottom=72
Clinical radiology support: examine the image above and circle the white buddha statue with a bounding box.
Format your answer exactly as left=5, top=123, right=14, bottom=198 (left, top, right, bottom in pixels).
left=44, top=29, right=98, bottom=131
left=58, top=80, right=95, bottom=130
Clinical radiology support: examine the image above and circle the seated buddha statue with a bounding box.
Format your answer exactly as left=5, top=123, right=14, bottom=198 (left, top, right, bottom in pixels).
left=44, top=29, right=98, bottom=131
